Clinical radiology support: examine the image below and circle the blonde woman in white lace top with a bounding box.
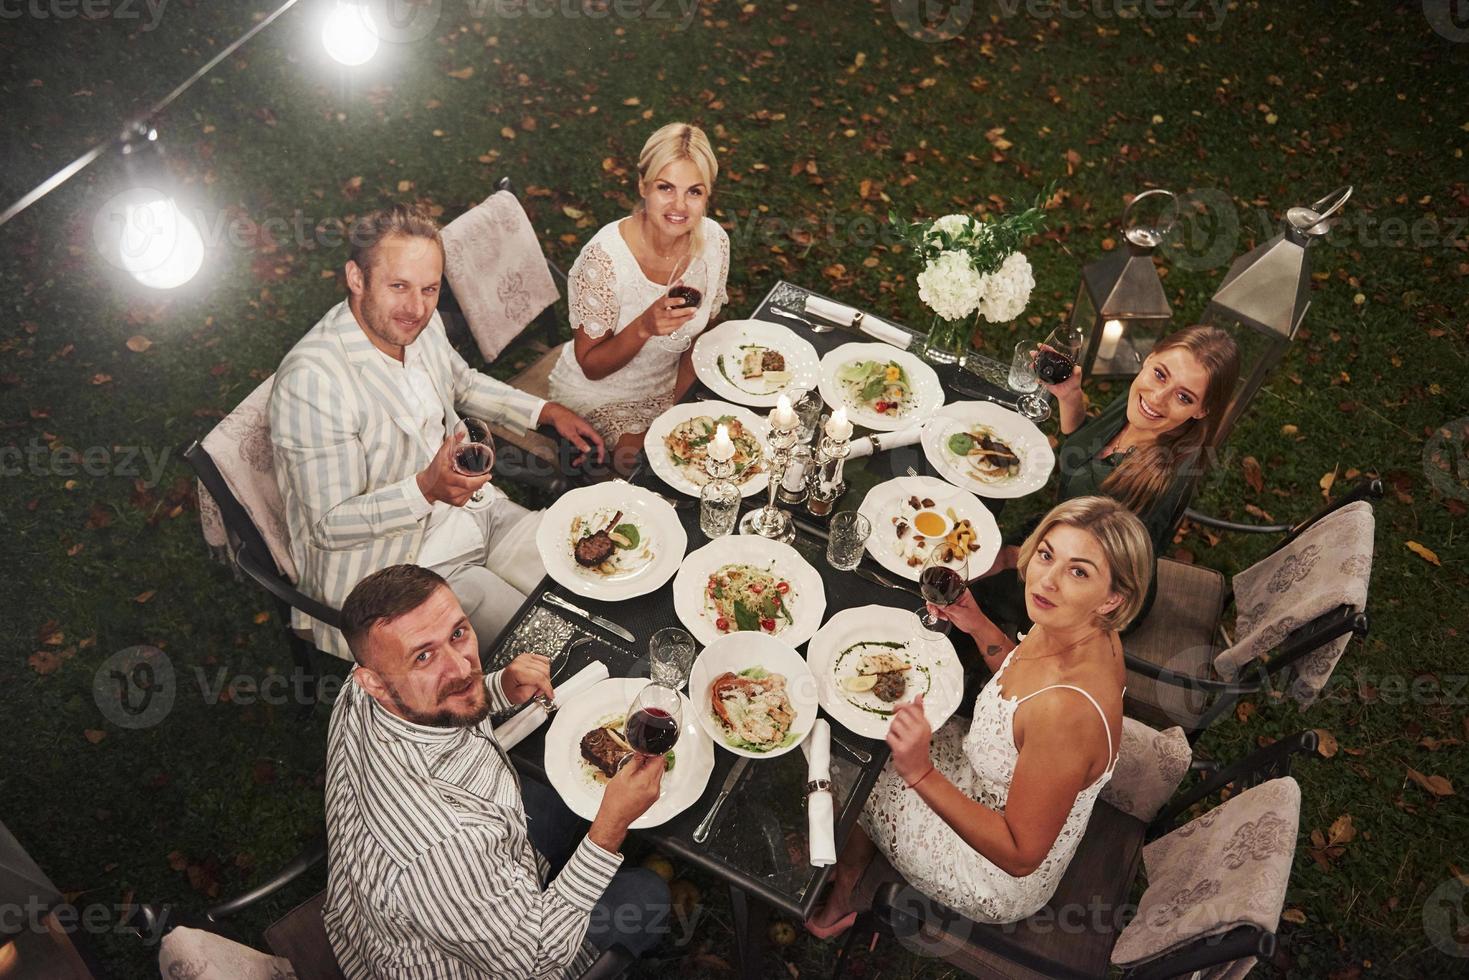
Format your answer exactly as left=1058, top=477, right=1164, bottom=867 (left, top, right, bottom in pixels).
left=549, top=123, right=730, bottom=474
left=807, top=496, right=1153, bottom=936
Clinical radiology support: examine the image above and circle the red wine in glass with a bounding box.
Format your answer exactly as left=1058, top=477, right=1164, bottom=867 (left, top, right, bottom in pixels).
left=453, top=443, right=494, bottom=475
left=920, top=566, right=967, bottom=605
left=1035, top=349, right=1075, bottom=385
left=460, top=417, right=491, bottom=445
left=668, top=285, right=702, bottom=309
left=625, top=706, right=680, bottom=755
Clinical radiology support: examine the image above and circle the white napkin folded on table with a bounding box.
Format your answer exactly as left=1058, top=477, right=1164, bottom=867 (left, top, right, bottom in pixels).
left=847, top=424, right=924, bottom=460
left=858, top=315, right=915, bottom=350
left=803, top=295, right=859, bottom=327
left=804, top=295, right=914, bottom=349
left=492, top=661, right=610, bottom=750
left=804, top=719, right=836, bottom=867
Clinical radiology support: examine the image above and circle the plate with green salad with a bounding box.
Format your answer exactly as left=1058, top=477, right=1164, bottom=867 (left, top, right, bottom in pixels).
left=817, top=342, right=944, bottom=431
left=671, top=535, right=827, bottom=648
left=643, top=400, right=770, bottom=498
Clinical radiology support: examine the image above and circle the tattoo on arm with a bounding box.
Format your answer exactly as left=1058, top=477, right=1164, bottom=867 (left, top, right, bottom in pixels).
left=985, top=645, right=1004, bottom=657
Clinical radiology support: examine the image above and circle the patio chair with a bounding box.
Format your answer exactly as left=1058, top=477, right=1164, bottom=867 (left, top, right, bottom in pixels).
left=140, top=837, right=636, bottom=980
left=830, top=730, right=1317, bottom=980
left=1121, top=477, right=1380, bottom=739
left=439, top=176, right=590, bottom=490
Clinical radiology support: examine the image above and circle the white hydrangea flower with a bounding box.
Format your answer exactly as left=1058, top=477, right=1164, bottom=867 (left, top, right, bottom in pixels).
left=976, top=251, right=1035, bottom=323
left=926, top=213, right=976, bottom=245
left=917, top=249, right=985, bottom=321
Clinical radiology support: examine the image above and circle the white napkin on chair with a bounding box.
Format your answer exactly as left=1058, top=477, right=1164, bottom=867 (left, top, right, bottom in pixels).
left=804, top=719, right=836, bottom=867
left=847, top=425, right=924, bottom=460
left=492, top=661, right=609, bottom=750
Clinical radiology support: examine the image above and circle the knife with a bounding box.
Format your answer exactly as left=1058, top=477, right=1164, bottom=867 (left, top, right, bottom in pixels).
left=540, top=592, right=636, bottom=643
left=693, top=757, right=750, bottom=843
left=853, top=566, right=922, bottom=598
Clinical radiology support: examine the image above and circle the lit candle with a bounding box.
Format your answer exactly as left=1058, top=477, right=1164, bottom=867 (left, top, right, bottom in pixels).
left=709, top=423, right=735, bottom=463
left=826, top=407, right=852, bottom=441
left=1098, top=319, right=1124, bottom=361
left=772, top=394, right=798, bottom=430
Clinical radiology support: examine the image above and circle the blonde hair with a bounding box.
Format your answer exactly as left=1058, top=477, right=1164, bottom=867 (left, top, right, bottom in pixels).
left=1102, top=324, right=1240, bottom=514
left=1017, top=496, right=1154, bottom=632
left=348, top=203, right=443, bottom=281
left=634, top=122, right=718, bottom=258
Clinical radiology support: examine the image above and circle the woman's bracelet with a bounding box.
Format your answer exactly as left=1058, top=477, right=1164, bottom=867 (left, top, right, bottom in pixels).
left=905, top=766, right=936, bottom=790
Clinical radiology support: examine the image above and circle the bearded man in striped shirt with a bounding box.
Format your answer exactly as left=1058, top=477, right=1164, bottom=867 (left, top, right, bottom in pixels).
left=323, top=564, right=670, bottom=978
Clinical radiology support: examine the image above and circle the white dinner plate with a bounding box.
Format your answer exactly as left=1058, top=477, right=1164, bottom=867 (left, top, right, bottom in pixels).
left=857, top=475, right=1001, bottom=582
left=921, top=401, right=1055, bottom=499
left=817, top=342, right=945, bottom=432
left=643, top=400, right=770, bottom=498
left=806, top=605, right=964, bottom=740
left=543, top=677, right=715, bottom=829
left=691, top=319, right=821, bottom=408
left=671, top=535, right=827, bottom=648
left=536, top=483, right=688, bottom=601
left=687, top=632, right=819, bottom=759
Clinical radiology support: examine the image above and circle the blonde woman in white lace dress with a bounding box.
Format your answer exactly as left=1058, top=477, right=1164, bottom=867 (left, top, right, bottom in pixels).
left=808, top=496, right=1153, bottom=936
left=548, top=122, right=730, bottom=475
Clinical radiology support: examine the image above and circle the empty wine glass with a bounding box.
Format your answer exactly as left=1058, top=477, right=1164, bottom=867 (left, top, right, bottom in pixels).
left=657, top=252, right=705, bottom=353
left=452, top=416, right=495, bottom=507
left=917, top=541, right=970, bottom=640
left=1009, top=340, right=1051, bottom=423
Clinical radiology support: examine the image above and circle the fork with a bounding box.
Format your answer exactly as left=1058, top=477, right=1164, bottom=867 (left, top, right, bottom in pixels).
left=768, top=305, right=833, bottom=334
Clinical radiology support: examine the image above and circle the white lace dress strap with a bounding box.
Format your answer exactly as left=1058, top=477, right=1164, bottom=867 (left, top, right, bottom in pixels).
left=1014, top=684, right=1120, bottom=775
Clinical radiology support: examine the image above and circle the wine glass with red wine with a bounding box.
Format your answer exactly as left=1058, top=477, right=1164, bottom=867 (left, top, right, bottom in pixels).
left=658, top=253, right=706, bottom=353
left=917, top=542, right=970, bottom=640
left=452, top=416, right=495, bottom=507
left=624, top=683, right=682, bottom=763
left=1035, top=324, right=1085, bottom=386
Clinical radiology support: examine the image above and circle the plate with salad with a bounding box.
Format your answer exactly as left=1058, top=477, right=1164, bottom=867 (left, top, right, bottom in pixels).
left=644, top=401, right=770, bottom=498
left=818, top=342, right=944, bottom=431
left=691, top=319, right=821, bottom=407
left=671, top=535, right=827, bottom=648
left=921, top=401, right=1054, bottom=499
left=688, top=633, right=819, bottom=758
left=805, top=606, right=964, bottom=739
left=536, top=483, right=688, bottom=601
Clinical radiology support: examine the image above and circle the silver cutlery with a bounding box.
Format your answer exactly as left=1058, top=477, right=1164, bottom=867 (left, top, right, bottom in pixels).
left=693, top=757, right=750, bottom=842
left=540, top=592, right=636, bottom=643
left=768, top=305, right=833, bottom=333
left=853, top=566, right=922, bottom=598
left=831, top=735, right=873, bottom=765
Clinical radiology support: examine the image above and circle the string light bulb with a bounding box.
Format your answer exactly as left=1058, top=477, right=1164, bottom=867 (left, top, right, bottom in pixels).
left=96, top=125, right=205, bottom=290
left=322, top=1, right=380, bottom=66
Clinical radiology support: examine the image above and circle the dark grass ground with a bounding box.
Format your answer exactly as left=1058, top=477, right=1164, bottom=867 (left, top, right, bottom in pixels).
left=1, top=1, right=1466, bottom=977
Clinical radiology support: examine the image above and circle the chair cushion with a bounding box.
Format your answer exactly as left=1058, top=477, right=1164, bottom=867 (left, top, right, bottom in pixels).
left=871, top=801, right=1146, bottom=980
left=196, top=375, right=299, bottom=582
left=1100, top=719, right=1192, bottom=823
left=493, top=344, right=565, bottom=461
left=1112, top=777, right=1300, bottom=978
left=1217, top=501, right=1374, bottom=706
left=160, top=925, right=299, bottom=979
left=263, top=890, right=345, bottom=980
left=441, top=191, right=560, bottom=362
left=1122, top=558, right=1226, bottom=731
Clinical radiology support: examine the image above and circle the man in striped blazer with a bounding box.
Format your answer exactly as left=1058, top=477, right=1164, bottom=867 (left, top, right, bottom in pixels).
left=324, top=564, right=669, bottom=978
left=270, top=204, right=604, bottom=660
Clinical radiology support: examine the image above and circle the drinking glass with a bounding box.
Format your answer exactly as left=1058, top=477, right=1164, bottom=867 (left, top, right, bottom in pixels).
left=789, top=386, right=824, bottom=442
left=649, top=627, right=697, bottom=689
left=1009, top=341, right=1051, bottom=423
left=917, top=540, right=970, bottom=640
left=1035, top=324, right=1085, bottom=386
left=826, top=511, right=872, bottom=571
left=624, top=683, right=682, bottom=758
left=657, top=253, right=705, bottom=353
left=452, top=416, right=495, bottom=506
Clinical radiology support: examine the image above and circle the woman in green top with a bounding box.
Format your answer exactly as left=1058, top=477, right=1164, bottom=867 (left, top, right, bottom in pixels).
left=971, top=324, right=1240, bottom=635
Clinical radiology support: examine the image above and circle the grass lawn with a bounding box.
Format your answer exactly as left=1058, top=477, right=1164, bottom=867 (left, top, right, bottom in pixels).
left=2, top=1, right=1466, bottom=977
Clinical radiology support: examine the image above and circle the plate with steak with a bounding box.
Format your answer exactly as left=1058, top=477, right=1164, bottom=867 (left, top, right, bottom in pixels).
left=692, top=318, right=821, bottom=408
left=688, top=632, right=818, bottom=758
left=545, top=678, right=714, bottom=828
left=537, top=484, right=687, bottom=601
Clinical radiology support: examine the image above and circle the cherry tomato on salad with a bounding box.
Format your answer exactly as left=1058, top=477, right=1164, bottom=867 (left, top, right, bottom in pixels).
left=874, top=400, right=888, bottom=413
left=770, top=594, right=781, bottom=608
left=749, top=583, right=764, bottom=594
left=760, top=618, right=776, bottom=631
left=775, top=582, right=790, bottom=594
left=715, top=617, right=729, bottom=631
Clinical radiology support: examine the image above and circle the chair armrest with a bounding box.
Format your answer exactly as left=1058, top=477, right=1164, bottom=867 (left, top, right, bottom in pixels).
left=1148, top=731, right=1317, bottom=837
left=1259, top=607, right=1367, bottom=677
left=1122, top=653, right=1262, bottom=697
left=236, top=541, right=344, bottom=631
left=1120, top=925, right=1275, bottom=980
left=1183, top=508, right=1292, bottom=534
left=206, top=835, right=328, bottom=921
left=1187, top=475, right=1383, bottom=544
left=577, top=943, right=635, bottom=980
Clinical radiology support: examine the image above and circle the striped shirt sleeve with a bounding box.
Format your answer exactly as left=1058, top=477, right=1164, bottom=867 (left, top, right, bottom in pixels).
left=396, top=825, right=622, bottom=978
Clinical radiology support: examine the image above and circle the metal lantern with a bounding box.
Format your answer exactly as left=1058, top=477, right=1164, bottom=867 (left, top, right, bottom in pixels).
left=1202, top=185, right=1352, bottom=448
left=1074, top=189, right=1178, bottom=379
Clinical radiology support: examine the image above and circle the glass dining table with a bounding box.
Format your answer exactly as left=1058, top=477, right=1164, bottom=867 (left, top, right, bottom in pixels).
left=488, top=280, right=1022, bottom=977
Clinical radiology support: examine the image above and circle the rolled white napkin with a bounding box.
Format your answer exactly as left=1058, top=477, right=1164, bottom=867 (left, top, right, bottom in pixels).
left=803, top=295, right=859, bottom=327
left=858, top=315, right=915, bottom=350
left=492, top=661, right=610, bottom=750
left=847, top=424, right=924, bottom=460
left=805, top=719, right=836, bottom=867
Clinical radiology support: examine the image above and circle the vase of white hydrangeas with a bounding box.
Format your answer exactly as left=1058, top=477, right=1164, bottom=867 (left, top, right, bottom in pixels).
left=893, top=191, right=1050, bottom=366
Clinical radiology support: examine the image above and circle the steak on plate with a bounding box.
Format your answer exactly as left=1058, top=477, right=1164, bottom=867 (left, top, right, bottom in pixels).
left=580, top=725, right=633, bottom=779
